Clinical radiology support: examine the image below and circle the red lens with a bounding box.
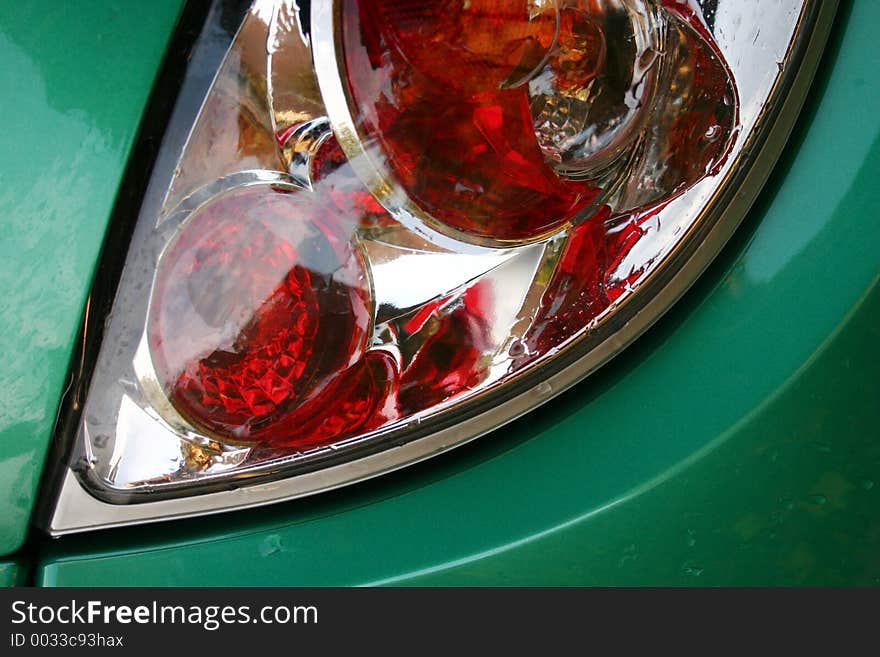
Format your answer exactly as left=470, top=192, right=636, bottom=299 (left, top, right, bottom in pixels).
left=341, top=0, right=601, bottom=242
left=399, top=280, right=495, bottom=413
left=148, top=185, right=372, bottom=445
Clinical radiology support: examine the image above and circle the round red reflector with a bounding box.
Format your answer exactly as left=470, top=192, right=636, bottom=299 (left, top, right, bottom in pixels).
left=147, top=185, right=372, bottom=445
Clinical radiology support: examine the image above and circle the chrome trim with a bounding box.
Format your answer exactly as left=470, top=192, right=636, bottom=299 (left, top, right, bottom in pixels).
left=47, top=0, right=838, bottom=535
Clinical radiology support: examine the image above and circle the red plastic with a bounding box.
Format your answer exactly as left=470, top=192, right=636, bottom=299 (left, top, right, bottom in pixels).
left=148, top=186, right=372, bottom=445
left=341, top=0, right=602, bottom=242
left=249, top=351, right=399, bottom=449
left=399, top=280, right=495, bottom=412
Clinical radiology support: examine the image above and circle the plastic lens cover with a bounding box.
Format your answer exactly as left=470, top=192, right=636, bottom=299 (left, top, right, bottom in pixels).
left=47, top=0, right=831, bottom=533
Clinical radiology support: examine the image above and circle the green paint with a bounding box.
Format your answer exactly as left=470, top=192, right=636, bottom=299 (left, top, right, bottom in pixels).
left=36, top=1, right=880, bottom=586
left=0, top=1, right=184, bottom=555
left=37, top=282, right=880, bottom=585
left=0, top=558, right=26, bottom=587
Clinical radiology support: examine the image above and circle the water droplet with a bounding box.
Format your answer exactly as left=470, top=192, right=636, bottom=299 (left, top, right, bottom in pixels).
left=807, top=494, right=827, bottom=506
left=259, top=534, right=285, bottom=557
left=813, top=442, right=832, bottom=454
left=686, top=530, right=696, bottom=547
left=682, top=564, right=704, bottom=577
left=118, top=377, right=139, bottom=395
left=781, top=498, right=794, bottom=510
left=618, top=544, right=638, bottom=568
left=860, top=479, right=874, bottom=491
left=74, top=456, right=99, bottom=473
left=535, top=381, right=553, bottom=397
left=704, top=124, right=721, bottom=141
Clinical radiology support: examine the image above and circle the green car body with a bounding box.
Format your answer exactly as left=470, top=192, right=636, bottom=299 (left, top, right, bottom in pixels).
left=0, top=0, right=877, bottom=586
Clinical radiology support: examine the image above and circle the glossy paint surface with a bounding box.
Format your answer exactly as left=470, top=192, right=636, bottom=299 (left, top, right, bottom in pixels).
left=0, top=559, right=26, bottom=587
left=35, top=0, right=880, bottom=586
left=0, top=1, right=184, bottom=555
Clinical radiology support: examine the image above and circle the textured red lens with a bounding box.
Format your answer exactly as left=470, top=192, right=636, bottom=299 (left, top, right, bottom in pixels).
left=148, top=185, right=372, bottom=445
left=399, top=280, right=495, bottom=412
left=521, top=208, right=610, bottom=359
left=371, top=0, right=556, bottom=91
left=248, top=351, right=398, bottom=449
left=342, top=0, right=601, bottom=242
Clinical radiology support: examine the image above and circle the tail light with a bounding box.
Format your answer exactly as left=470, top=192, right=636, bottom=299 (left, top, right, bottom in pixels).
left=46, top=0, right=836, bottom=533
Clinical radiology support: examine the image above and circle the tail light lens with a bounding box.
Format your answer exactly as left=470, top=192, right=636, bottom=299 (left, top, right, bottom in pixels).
left=331, top=0, right=737, bottom=244
left=47, top=0, right=834, bottom=533
left=146, top=184, right=374, bottom=445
